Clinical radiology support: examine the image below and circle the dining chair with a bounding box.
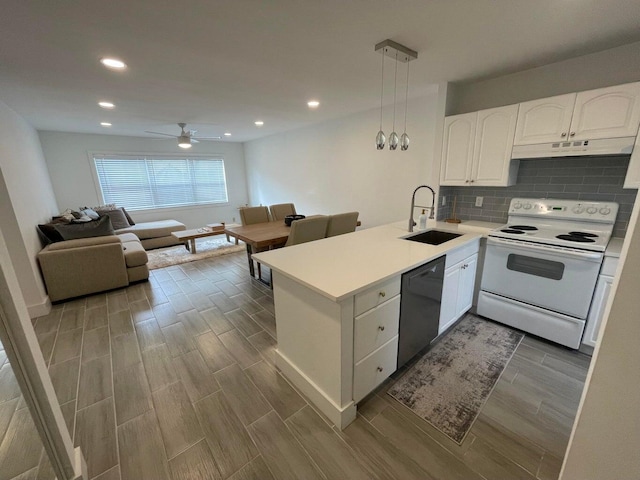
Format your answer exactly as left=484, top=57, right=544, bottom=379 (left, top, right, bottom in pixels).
left=239, top=206, right=270, bottom=280
left=239, top=206, right=270, bottom=225
left=326, top=211, right=359, bottom=237
left=269, top=203, right=297, bottom=222
left=285, top=216, right=330, bottom=247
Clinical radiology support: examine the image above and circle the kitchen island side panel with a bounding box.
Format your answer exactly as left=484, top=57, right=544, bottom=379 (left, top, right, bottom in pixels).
left=273, top=272, right=355, bottom=412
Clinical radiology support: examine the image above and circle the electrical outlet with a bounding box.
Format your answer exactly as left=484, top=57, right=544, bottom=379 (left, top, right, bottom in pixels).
left=441, top=196, right=446, bottom=206
left=475, top=196, right=483, bottom=207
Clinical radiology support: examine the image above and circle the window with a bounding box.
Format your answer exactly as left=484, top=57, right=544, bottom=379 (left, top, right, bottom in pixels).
left=93, top=155, right=229, bottom=210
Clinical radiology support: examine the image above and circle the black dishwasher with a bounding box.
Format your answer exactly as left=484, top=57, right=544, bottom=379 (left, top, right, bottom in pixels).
left=398, top=255, right=445, bottom=368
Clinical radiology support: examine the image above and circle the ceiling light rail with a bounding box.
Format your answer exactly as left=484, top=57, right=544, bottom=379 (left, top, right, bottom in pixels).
left=374, top=39, right=417, bottom=152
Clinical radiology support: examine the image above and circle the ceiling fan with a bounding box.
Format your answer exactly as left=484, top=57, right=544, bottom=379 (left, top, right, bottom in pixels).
left=144, top=123, right=221, bottom=149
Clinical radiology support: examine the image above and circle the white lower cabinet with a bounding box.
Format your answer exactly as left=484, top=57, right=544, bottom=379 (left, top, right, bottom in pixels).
left=439, top=251, right=478, bottom=335
left=583, top=255, right=619, bottom=348
left=353, top=336, right=398, bottom=402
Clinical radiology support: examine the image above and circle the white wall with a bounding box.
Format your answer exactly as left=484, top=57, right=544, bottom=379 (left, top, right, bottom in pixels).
left=243, top=90, right=441, bottom=228
left=560, top=190, right=640, bottom=479
left=38, top=132, right=249, bottom=228
left=449, top=41, right=640, bottom=114
left=0, top=101, right=59, bottom=316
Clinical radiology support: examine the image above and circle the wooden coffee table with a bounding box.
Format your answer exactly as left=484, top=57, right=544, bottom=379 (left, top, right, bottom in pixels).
left=171, top=223, right=226, bottom=254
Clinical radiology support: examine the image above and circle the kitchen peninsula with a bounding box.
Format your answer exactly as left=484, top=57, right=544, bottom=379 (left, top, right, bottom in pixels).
left=253, top=221, right=485, bottom=428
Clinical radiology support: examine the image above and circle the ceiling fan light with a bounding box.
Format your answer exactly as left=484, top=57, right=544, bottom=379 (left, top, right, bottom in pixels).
left=178, top=135, right=192, bottom=148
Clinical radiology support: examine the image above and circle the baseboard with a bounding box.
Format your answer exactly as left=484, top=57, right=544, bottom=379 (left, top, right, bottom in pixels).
left=27, top=296, right=52, bottom=319
left=276, top=349, right=356, bottom=430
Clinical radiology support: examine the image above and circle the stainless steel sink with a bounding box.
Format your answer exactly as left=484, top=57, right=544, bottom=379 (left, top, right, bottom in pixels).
left=404, top=230, right=462, bottom=245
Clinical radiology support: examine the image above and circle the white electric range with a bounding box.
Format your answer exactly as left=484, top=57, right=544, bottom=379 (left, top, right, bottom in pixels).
left=477, top=198, right=618, bottom=348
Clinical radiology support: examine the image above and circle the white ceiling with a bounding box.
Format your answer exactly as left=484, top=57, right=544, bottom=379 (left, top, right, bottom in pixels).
left=1, top=0, right=639, bottom=142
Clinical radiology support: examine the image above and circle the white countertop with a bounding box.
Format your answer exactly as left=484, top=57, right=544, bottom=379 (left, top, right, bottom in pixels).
left=253, top=220, right=484, bottom=302
left=605, top=237, right=625, bottom=258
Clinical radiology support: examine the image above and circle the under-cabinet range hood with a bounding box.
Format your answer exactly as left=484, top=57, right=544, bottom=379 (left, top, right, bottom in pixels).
left=512, top=136, right=635, bottom=159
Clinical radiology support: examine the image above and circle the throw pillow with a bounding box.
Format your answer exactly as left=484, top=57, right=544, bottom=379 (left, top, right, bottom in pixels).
left=80, top=208, right=100, bottom=220
left=53, top=215, right=115, bottom=240
left=36, top=223, right=65, bottom=245
left=98, top=208, right=130, bottom=230
left=91, top=203, right=117, bottom=212
left=121, top=207, right=135, bottom=225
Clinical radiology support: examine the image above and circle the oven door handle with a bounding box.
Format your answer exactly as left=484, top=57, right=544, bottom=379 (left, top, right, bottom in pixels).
left=487, top=237, right=604, bottom=261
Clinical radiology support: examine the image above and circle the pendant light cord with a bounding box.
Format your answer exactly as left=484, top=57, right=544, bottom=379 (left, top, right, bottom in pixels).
left=403, top=59, right=410, bottom=133
left=379, top=49, right=385, bottom=130
left=392, top=50, right=398, bottom=131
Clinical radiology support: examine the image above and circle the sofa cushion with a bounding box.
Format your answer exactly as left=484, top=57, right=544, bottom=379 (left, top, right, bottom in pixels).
left=121, top=239, right=148, bottom=268
left=37, top=223, right=65, bottom=244
left=98, top=208, right=131, bottom=230
left=122, top=208, right=135, bottom=225
left=54, top=216, right=115, bottom=240
left=116, top=220, right=186, bottom=239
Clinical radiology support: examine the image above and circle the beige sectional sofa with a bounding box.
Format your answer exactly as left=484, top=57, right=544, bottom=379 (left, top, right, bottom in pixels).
left=38, top=232, right=149, bottom=302
left=115, top=219, right=187, bottom=249
left=37, top=213, right=187, bottom=301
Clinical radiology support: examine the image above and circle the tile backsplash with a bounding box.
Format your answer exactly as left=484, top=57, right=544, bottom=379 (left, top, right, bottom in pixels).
left=437, top=155, right=637, bottom=238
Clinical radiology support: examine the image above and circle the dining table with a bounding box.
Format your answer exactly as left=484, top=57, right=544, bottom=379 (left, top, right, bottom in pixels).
left=224, top=219, right=362, bottom=284
left=223, top=221, right=292, bottom=282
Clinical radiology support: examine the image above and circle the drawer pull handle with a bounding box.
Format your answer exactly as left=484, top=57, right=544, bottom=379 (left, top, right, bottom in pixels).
left=379, top=291, right=386, bottom=298
left=377, top=366, right=384, bottom=372
left=378, top=325, right=385, bottom=331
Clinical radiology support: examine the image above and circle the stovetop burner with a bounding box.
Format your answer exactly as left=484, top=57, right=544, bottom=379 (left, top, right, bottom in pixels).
left=568, top=231, right=599, bottom=238
left=501, top=229, right=526, bottom=234
left=508, top=225, right=538, bottom=231
left=556, top=234, right=596, bottom=243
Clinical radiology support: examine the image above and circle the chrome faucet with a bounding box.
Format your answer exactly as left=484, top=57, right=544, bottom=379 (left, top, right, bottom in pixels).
left=408, top=185, right=436, bottom=232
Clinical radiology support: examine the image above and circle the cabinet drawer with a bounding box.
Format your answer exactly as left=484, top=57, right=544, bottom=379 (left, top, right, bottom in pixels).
left=601, top=256, right=619, bottom=277
left=354, top=277, right=401, bottom=317
left=445, top=239, right=480, bottom=268
left=353, top=336, right=398, bottom=402
left=354, top=295, right=400, bottom=362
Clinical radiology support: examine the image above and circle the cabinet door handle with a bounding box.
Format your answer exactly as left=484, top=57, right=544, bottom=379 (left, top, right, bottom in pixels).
left=561, top=132, right=567, bottom=137
left=570, top=132, right=576, bottom=137
left=465, top=180, right=470, bottom=183
left=378, top=291, right=386, bottom=298
left=378, top=325, right=385, bottom=331
left=377, top=366, right=384, bottom=372
left=470, top=179, right=474, bottom=183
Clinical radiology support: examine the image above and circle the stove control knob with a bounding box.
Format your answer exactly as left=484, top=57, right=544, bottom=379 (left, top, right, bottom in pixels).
left=586, top=207, right=598, bottom=214
left=513, top=202, right=522, bottom=210
left=523, top=203, right=532, bottom=210
left=572, top=206, right=584, bottom=214
left=599, top=207, right=611, bottom=215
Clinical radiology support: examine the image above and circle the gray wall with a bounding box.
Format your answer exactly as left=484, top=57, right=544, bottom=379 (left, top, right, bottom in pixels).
left=438, top=156, right=636, bottom=238
left=448, top=41, right=640, bottom=115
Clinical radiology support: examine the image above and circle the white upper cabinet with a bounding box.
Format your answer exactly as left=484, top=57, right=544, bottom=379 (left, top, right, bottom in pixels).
left=623, top=125, right=640, bottom=188
left=571, top=82, right=640, bottom=140
left=514, top=93, right=576, bottom=145
left=514, top=82, right=640, bottom=145
left=440, top=112, right=476, bottom=185
left=440, top=105, right=518, bottom=186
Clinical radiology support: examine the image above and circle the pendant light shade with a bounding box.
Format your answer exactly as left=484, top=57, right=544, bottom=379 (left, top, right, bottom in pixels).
left=374, top=40, right=417, bottom=153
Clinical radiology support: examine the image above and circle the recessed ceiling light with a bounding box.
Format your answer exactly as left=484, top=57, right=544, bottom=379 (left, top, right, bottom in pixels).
left=254, top=121, right=264, bottom=126
left=100, top=122, right=112, bottom=127
left=224, top=132, right=232, bottom=137
left=98, top=101, right=115, bottom=109
left=307, top=100, right=320, bottom=108
left=100, top=58, right=127, bottom=70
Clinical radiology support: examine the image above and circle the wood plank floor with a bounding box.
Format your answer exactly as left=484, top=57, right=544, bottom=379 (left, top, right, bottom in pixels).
left=2, top=250, right=591, bottom=480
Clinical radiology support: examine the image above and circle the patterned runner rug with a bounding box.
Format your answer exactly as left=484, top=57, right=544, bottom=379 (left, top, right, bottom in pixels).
left=146, top=237, right=244, bottom=270
left=387, top=315, right=523, bottom=444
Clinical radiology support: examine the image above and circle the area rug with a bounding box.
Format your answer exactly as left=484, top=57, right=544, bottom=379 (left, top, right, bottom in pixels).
left=146, top=237, right=244, bottom=270
left=387, top=315, right=523, bottom=444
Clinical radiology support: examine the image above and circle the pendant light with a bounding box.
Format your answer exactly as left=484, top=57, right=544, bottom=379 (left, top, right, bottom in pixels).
left=374, top=40, right=418, bottom=152
left=375, top=48, right=386, bottom=150
left=400, top=59, right=411, bottom=151
left=389, top=49, right=399, bottom=151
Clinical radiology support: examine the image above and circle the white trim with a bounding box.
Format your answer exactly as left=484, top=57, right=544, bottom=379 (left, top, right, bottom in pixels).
left=26, top=296, right=51, bottom=319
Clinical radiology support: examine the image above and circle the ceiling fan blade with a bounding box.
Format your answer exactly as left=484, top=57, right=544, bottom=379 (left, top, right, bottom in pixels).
left=145, top=131, right=177, bottom=138
left=191, top=138, right=200, bottom=144
left=193, top=136, right=222, bottom=140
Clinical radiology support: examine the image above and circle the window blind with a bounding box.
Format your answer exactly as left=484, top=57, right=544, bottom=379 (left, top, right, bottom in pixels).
left=93, top=155, right=228, bottom=210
